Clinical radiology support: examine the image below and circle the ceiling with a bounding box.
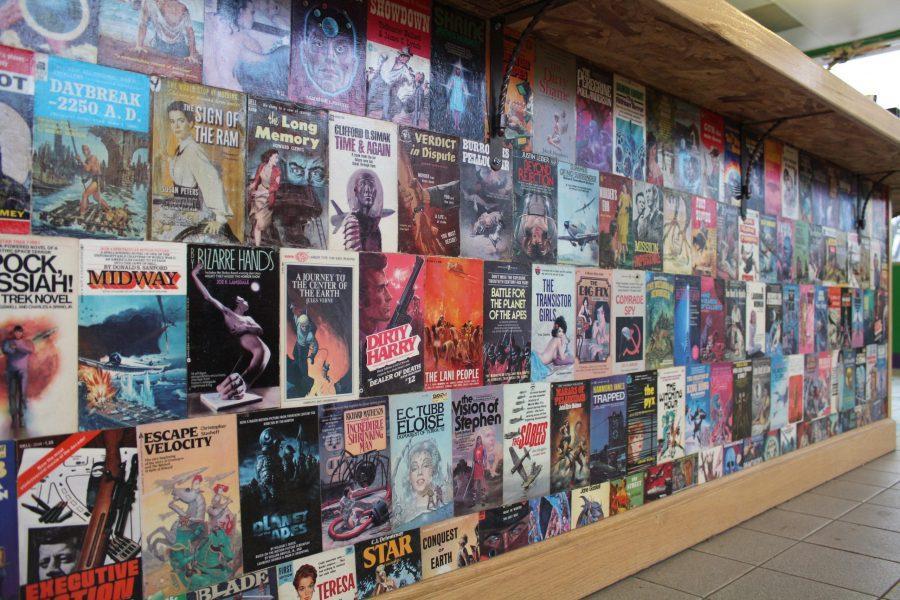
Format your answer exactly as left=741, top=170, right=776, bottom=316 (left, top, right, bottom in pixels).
left=727, top=0, right=900, bottom=53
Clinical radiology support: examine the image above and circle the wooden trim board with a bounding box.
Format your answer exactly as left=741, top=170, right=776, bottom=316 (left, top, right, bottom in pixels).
left=392, top=418, right=896, bottom=600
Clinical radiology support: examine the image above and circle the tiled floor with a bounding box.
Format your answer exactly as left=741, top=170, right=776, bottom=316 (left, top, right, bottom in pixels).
left=585, top=378, right=900, bottom=599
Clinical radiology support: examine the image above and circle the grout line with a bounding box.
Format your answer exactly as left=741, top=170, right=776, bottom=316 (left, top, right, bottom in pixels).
left=876, top=577, right=899, bottom=599
left=733, top=565, right=894, bottom=599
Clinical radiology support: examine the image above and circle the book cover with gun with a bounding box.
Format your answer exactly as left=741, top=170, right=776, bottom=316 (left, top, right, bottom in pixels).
left=359, top=252, right=425, bottom=397
left=16, top=428, right=142, bottom=600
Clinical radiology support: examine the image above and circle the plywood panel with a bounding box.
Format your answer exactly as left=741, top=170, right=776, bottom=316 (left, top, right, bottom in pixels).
left=391, top=418, right=896, bottom=600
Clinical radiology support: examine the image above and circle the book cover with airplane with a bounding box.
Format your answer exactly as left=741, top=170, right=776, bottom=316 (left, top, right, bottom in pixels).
left=502, top=382, right=551, bottom=504
left=556, top=162, right=600, bottom=266
left=78, top=240, right=187, bottom=428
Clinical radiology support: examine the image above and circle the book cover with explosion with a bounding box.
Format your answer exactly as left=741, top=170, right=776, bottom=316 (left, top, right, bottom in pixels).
left=423, top=256, right=483, bottom=390
left=1, top=235, right=78, bottom=439
left=281, top=248, right=358, bottom=406
left=79, top=240, right=188, bottom=429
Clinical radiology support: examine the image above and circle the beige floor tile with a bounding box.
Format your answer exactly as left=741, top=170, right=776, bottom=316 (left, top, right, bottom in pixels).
left=693, top=527, right=795, bottom=565
left=585, top=577, right=700, bottom=599
left=885, top=582, right=900, bottom=599
left=636, top=550, right=753, bottom=597
left=708, top=568, right=875, bottom=600
left=740, top=508, right=830, bottom=540
left=865, top=454, right=900, bottom=475
left=761, top=542, right=900, bottom=596
left=811, top=479, right=884, bottom=502
left=805, top=521, right=900, bottom=562
left=867, top=488, right=900, bottom=508
left=837, top=467, right=900, bottom=488
left=778, top=491, right=860, bottom=519
left=838, top=502, right=900, bottom=532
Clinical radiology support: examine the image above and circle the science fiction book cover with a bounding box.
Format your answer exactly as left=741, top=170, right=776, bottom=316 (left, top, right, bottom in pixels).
left=822, top=227, right=842, bottom=286
left=672, top=453, right=697, bottom=493
left=723, top=280, right=746, bottom=362
left=662, top=188, right=692, bottom=275
left=673, top=274, right=700, bottom=367
left=150, top=78, right=245, bottom=244
left=327, top=111, right=398, bottom=252
left=419, top=513, right=480, bottom=579
left=708, top=362, right=732, bottom=446
left=827, top=285, right=841, bottom=351
left=513, top=151, right=558, bottom=263
left=138, top=415, right=242, bottom=598
left=549, top=380, right=589, bottom=492
left=574, top=268, right=612, bottom=379
left=289, top=0, right=366, bottom=115
left=0, top=45, right=33, bottom=234
left=764, top=138, right=781, bottom=217
left=246, top=97, right=328, bottom=248
left=857, top=236, right=871, bottom=290
left=814, top=285, right=829, bottom=353
left=483, top=260, right=531, bottom=385
left=781, top=144, right=799, bottom=221
left=530, top=263, right=575, bottom=382
left=797, top=149, right=813, bottom=220
left=794, top=220, right=809, bottom=283
left=722, top=441, right=743, bottom=476
left=599, top=172, right=631, bottom=269
left=398, top=125, right=460, bottom=257
left=744, top=280, right=765, bottom=359
left=575, top=59, right=613, bottom=173
left=0, top=440, right=15, bottom=600
left=612, top=269, right=645, bottom=375
left=476, top=500, right=531, bottom=559
left=318, top=396, right=390, bottom=551
left=787, top=354, right=804, bottom=424
left=500, top=28, right=534, bottom=152
left=183, top=567, right=277, bottom=600
left=626, top=369, right=656, bottom=474
left=722, top=120, right=741, bottom=207
left=690, top=196, right=716, bottom=277
left=743, top=433, right=764, bottom=465
left=0, top=234, right=78, bottom=440
left=459, top=139, right=513, bottom=261
left=31, top=56, right=149, bottom=240
left=802, top=353, right=828, bottom=421
left=281, top=248, right=358, bottom=405
left=769, top=353, right=788, bottom=430
left=839, top=287, right=853, bottom=350
left=429, top=3, right=485, bottom=140
left=533, top=42, right=576, bottom=163
left=776, top=217, right=794, bottom=282
left=201, top=0, right=290, bottom=98
left=739, top=208, right=759, bottom=282
left=17, top=428, right=141, bottom=599
left=572, top=482, right=609, bottom=527
left=237, top=406, right=321, bottom=570
left=527, top=492, right=571, bottom=542
left=847, top=232, right=862, bottom=289
left=275, top=536, right=357, bottom=600
left=451, top=387, right=503, bottom=515
left=424, top=255, right=483, bottom=390
left=731, top=359, right=752, bottom=441
left=589, top=375, right=627, bottom=483
left=391, top=391, right=453, bottom=530
left=354, top=528, right=421, bottom=598
left=609, top=473, right=643, bottom=514
left=758, top=213, right=777, bottom=284
left=751, top=357, right=770, bottom=437
left=98, top=0, right=202, bottom=81
left=716, top=202, right=739, bottom=281
left=685, top=364, right=710, bottom=454
left=808, top=224, right=824, bottom=283
left=782, top=283, right=799, bottom=355
left=187, top=244, right=278, bottom=415
left=612, top=75, right=645, bottom=181
left=631, top=180, right=663, bottom=271
left=700, top=110, right=724, bottom=203
left=556, top=162, right=599, bottom=266
left=645, top=272, right=674, bottom=370
left=78, top=240, right=187, bottom=428
left=832, top=349, right=846, bottom=413
left=671, top=97, right=702, bottom=195
left=359, top=251, right=425, bottom=397
left=502, top=382, right=551, bottom=503
left=0, top=0, right=99, bottom=62
left=765, top=283, right=783, bottom=357
left=365, top=0, right=431, bottom=128
left=744, top=132, right=765, bottom=214
left=780, top=422, right=797, bottom=454
left=697, top=445, right=722, bottom=484
left=656, top=366, right=685, bottom=465
left=646, top=88, right=673, bottom=188
left=699, top=276, right=725, bottom=364
left=644, top=461, right=673, bottom=502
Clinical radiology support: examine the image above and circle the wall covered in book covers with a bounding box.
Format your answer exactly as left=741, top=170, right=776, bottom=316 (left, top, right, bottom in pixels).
left=0, top=1, right=892, bottom=598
